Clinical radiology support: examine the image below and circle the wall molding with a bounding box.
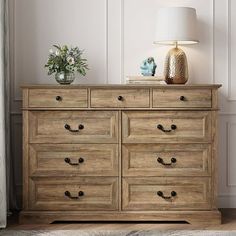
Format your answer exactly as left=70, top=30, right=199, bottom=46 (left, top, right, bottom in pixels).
left=10, top=0, right=218, bottom=93
left=220, top=112, right=236, bottom=116
left=219, top=193, right=236, bottom=197
left=105, top=0, right=109, bottom=84
left=10, top=0, right=20, bottom=102
left=120, top=0, right=124, bottom=84
left=11, top=0, right=110, bottom=101
left=227, top=0, right=232, bottom=100
left=227, top=0, right=236, bottom=101
left=121, top=0, right=216, bottom=84
left=9, top=0, right=235, bottom=208
left=11, top=116, right=23, bottom=187
left=212, top=0, right=216, bottom=84
left=226, top=122, right=236, bottom=187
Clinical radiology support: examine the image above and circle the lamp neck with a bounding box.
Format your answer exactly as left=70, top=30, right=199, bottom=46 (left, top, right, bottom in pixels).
left=174, top=41, right=178, bottom=48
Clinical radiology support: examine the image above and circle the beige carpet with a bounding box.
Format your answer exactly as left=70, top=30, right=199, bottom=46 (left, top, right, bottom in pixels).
left=1, top=230, right=236, bottom=236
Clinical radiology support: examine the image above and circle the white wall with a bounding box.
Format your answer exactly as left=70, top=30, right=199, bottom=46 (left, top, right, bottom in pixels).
left=9, top=0, right=236, bottom=208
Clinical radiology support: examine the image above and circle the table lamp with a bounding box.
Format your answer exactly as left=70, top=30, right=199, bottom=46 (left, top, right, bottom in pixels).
left=154, top=7, right=199, bottom=84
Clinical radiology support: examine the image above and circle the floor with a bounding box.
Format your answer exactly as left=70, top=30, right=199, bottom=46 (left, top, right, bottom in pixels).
left=4, top=209, right=236, bottom=231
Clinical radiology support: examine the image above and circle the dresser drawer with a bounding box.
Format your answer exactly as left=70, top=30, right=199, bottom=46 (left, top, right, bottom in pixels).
left=90, top=89, right=150, bottom=108
left=122, top=111, right=211, bottom=143
left=29, top=111, right=118, bottom=143
left=29, top=144, right=118, bottom=176
left=153, top=89, right=212, bottom=108
left=28, top=89, right=88, bottom=108
left=122, top=177, right=211, bottom=210
left=122, top=144, right=211, bottom=177
left=29, top=177, right=118, bottom=211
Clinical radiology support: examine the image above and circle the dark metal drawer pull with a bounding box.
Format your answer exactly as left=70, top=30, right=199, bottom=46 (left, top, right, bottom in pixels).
left=117, top=96, right=123, bottom=101
left=64, top=124, right=84, bottom=132
left=157, top=124, right=177, bottom=132
left=179, top=96, right=186, bottom=101
left=64, top=157, right=84, bottom=166
left=64, top=191, right=84, bottom=199
left=157, top=191, right=177, bottom=200
left=157, top=157, right=177, bottom=166
left=56, top=96, right=62, bottom=101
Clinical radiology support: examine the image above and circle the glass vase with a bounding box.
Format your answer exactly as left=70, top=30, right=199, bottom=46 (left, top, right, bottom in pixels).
left=55, top=71, right=75, bottom=85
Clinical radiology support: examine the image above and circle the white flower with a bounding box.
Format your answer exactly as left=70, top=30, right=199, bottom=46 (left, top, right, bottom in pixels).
left=55, top=50, right=60, bottom=56
left=67, top=56, right=75, bottom=65
left=49, top=49, right=54, bottom=54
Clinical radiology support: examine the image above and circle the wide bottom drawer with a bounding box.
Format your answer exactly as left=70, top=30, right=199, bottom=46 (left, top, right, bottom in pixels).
left=29, top=177, right=118, bottom=211
left=122, top=177, right=211, bottom=211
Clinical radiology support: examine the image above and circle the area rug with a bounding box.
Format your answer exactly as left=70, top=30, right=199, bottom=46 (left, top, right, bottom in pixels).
left=1, top=230, right=236, bottom=236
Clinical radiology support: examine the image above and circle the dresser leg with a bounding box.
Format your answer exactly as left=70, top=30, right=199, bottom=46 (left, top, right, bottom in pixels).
left=19, top=212, right=54, bottom=224
left=186, top=211, right=222, bottom=225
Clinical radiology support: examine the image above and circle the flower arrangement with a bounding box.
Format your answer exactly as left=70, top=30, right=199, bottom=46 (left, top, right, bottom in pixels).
left=45, top=45, right=89, bottom=84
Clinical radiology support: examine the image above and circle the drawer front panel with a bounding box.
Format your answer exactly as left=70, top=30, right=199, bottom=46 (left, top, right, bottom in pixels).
left=29, top=111, right=118, bottom=143
left=122, top=177, right=211, bottom=210
left=29, top=144, right=118, bottom=176
left=122, top=111, right=211, bottom=143
left=28, top=89, right=88, bottom=108
left=29, top=177, right=118, bottom=211
left=122, top=144, right=211, bottom=176
left=91, top=89, right=150, bottom=108
left=153, top=89, right=212, bottom=108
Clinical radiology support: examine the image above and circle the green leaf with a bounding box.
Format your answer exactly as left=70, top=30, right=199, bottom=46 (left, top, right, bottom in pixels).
left=53, top=45, right=61, bottom=50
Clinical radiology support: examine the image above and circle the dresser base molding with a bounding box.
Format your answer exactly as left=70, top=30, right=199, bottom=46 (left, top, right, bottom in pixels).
left=19, top=210, right=221, bottom=225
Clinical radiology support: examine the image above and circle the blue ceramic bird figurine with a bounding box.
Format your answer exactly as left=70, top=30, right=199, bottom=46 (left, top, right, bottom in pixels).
left=140, top=57, right=157, bottom=76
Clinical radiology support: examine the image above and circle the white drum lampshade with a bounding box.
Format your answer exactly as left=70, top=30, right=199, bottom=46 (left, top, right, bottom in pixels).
left=154, top=7, right=199, bottom=84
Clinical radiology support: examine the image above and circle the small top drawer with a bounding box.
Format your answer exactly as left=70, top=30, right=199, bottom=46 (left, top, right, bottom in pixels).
left=91, top=89, right=150, bottom=108
left=153, top=89, right=212, bottom=108
left=28, top=89, right=88, bottom=108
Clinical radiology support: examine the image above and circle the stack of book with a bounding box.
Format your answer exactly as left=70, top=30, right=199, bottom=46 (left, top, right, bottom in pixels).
left=126, top=76, right=166, bottom=84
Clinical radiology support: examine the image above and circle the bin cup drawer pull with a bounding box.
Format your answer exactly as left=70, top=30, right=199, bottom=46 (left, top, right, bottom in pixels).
left=157, top=124, right=177, bottom=133
left=64, top=157, right=84, bottom=166
left=157, top=191, right=177, bottom=200
left=64, top=124, right=84, bottom=133
left=157, top=157, right=177, bottom=166
left=64, top=191, right=84, bottom=200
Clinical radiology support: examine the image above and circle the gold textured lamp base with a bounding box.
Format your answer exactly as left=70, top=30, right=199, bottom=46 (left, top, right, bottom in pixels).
left=164, top=47, right=188, bottom=84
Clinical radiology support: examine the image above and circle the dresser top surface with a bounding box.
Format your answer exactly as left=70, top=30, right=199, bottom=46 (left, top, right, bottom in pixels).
left=21, top=84, right=222, bottom=89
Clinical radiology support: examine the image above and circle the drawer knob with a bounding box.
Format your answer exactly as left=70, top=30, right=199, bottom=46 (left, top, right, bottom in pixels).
left=157, top=191, right=177, bottom=200
left=117, top=96, right=123, bottom=101
left=64, top=124, right=84, bottom=133
left=179, top=96, right=186, bottom=101
left=56, top=96, right=62, bottom=101
left=157, top=124, right=177, bottom=132
left=157, top=157, right=177, bottom=166
left=64, top=157, right=84, bottom=166
left=64, top=191, right=84, bottom=199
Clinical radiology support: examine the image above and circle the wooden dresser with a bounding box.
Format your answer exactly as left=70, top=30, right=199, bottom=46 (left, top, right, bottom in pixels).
left=21, top=84, right=221, bottom=224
